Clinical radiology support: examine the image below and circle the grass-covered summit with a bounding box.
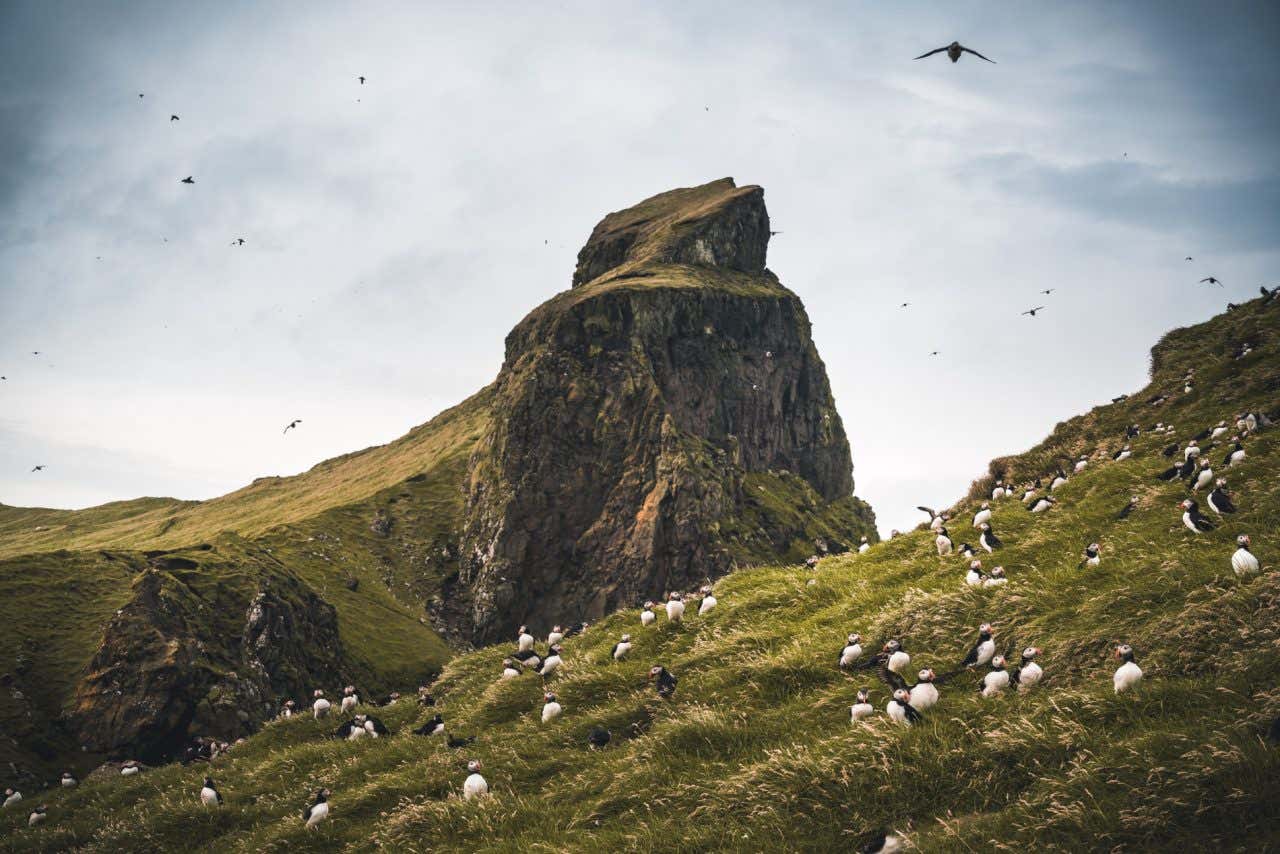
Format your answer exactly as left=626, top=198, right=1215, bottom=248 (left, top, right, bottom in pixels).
left=4, top=292, right=1275, bottom=852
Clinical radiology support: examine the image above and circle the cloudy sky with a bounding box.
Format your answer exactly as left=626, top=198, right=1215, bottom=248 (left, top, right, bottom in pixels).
left=2, top=1, right=1278, bottom=534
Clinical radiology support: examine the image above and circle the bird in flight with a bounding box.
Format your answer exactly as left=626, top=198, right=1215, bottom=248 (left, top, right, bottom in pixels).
left=769, top=230, right=783, bottom=236
left=1185, top=256, right=1193, bottom=261
left=900, top=302, right=910, bottom=308
left=1022, top=306, right=1046, bottom=317
left=929, top=350, right=940, bottom=356
left=358, top=76, right=366, bottom=85
left=31, top=351, right=40, bottom=356
left=283, top=419, right=302, bottom=434
left=231, top=238, right=245, bottom=246
left=914, top=41, right=995, bottom=63
left=138, top=93, right=144, bottom=98
left=31, top=465, right=45, bottom=472
left=170, top=115, right=179, bottom=122
left=1041, top=289, right=1054, bottom=295
left=180, top=176, right=195, bottom=184
left=1200, top=277, right=1222, bottom=287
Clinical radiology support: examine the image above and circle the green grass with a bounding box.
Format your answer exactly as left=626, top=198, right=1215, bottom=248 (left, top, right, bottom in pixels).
left=2, top=298, right=1277, bottom=851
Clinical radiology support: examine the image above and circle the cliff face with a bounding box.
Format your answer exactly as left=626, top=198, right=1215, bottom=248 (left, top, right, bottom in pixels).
left=453, top=179, right=874, bottom=641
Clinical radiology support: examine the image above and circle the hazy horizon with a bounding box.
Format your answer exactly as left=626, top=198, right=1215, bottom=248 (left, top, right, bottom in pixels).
left=2, top=0, right=1278, bottom=535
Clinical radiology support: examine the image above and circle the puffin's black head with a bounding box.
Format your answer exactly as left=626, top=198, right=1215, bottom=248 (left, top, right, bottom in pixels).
left=315, top=788, right=330, bottom=801
left=893, top=689, right=911, bottom=704
left=991, top=655, right=1006, bottom=670
left=979, top=622, right=994, bottom=638
left=204, top=776, right=216, bottom=787
left=1022, top=646, right=1040, bottom=662
left=884, top=639, right=901, bottom=653
left=467, top=759, right=482, bottom=772
left=856, top=689, right=870, bottom=702
left=1115, top=644, right=1135, bottom=662
left=1237, top=534, right=1251, bottom=548
left=917, top=668, right=936, bottom=683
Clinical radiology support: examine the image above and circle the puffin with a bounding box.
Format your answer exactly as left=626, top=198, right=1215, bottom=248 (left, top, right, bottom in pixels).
left=850, top=689, right=875, bottom=721
left=446, top=734, right=476, bottom=749
left=303, top=788, right=331, bottom=829
left=962, top=624, right=996, bottom=669
left=517, top=625, right=535, bottom=653
left=972, top=502, right=992, bottom=528
left=1232, top=535, right=1260, bottom=577
left=983, top=566, right=1007, bottom=587
left=1050, top=469, right=1068, bottom=491
left=1161, top=441, right=1179, bottom=458
left=881, top=639, right=911, bottom=674
left=1012, top=647, right=1043, bottom=692
left=1073, top=456, right=1089, bottom=473
left=935, top=527, right=954, bottom=556
left=1210, top=421, right=1229, bottom=440
left=859, top=829, right=904, bottom=853
left=1113, top=645, right=1143, bottom=693
left=917, top=506, right=944, bottom=530
left=612, top=634, right=633, bottom=660
left=279, top=699, right=298, bottom=718
left=886, top=689, right=922, bottom=725
left=1116, top=495, right=1139, bottom=520
left=641, top=602, right=657, bottom=626
left=462, top=760, right=489, bottom=799
left=539, top=645, right=564, bottom=678
left=665, top=593, right=685, bottom=623
left=698, top=585, right=718, bottom=614
left=588, top=726, right=612, bottom=749
left=1180, top=499, right=1215, bottom=533
left=914, top=40, right=995, bottom=63
left=541, top=692, right=563, bottom=722
left=1125, top=424, right=1140, bottom=439
left=340, top=685, right=359, bottom=715
left=991, top=480, right=1007, bottom=500
left=1207, top=479, right=1236, bottom=514
left=1190, top=460, right=1214, bottom=492
left=120, top=760, right=141, bottom=777
left=312, top=690, right=331, bottom=719
left=336, top=716, right=367, bottom=741
left=965, top=560, right=986, bottom=586
left=3, top=788, right=21, bottom=808
left=1021, top=479, right=1042, bottom=503
left=1158, top=457, right=1196, bottom=482
left=650, top=665, right=678, bottom=698
left=1184, top=440, right=1200, bottom=461
left=512, top=649, right=543, bottom=671
left=27, top=805, right=47, bottom=827
left=60, top=772, right=77, bottom=788
left=1113, top=445, right=1132, bottom=462
left=839, top=633, right=864, bottom=668
left=501, top=658, right=520, bottom=679
left=908, top=668, right=940, bottom=710
left=1028, top=495, right=1055, bottom=514
left=980, top=655, right=1010, bottom=697
left=200, top=777, right=223, bottom=806
left=1080, top=543, right=1101, bottom=568
left=858, top=536, right=871, bottom=554
left=548, top=625, right=565, bottom=646
left=413, top=714, right=446, bottom=736
left=1224, top=441, right=1246, bottom=466
left=979, top=523, right=1002, bottom=553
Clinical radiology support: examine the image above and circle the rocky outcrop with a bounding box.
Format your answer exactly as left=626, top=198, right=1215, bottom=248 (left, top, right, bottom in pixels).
left=70, top=544, right=353, bottom=762
left=452, top=179, right=875, bottom=642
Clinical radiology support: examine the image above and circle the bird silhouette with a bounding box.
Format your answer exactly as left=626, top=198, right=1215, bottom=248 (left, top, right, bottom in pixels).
left=1185, top=256, right=1193, bottom=261
left=769, top=230, right=783, bottom=236
left=358, top=76, right=366, bottom=84
left=283, top=419, right=302, bottom=434
left=929, top=350, right=940, bottom=356
left=1041, top=289, right=1054, bottom=295
left=900, top=302, right=910, bottom=308
left=914, top=41, right=995, bottom=63
left=31, top=465, right=45, bottom=472
left=1022, top=306, right=1046, bottom=317
left=138, top=93, right=144, bottom=98
left=31, top=351, right=40, bottom=356
left=170, top=115, right=179, bottom=121
left=180, top=176, right=195, bottom=184
left=231, top=238, right=245, bottom=246
left=1200, top=277, right=1222, bottom=287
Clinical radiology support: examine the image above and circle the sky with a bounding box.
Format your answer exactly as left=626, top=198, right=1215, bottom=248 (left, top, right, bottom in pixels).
left=1, top=1, right=1278, bottom=535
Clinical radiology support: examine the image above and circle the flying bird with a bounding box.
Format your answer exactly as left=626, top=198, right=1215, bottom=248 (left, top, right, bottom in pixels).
left=231, top=238, right=245, bottom=246
left=1022, top=306, right=1046, bottom=317
left=31, top=465, right=45, bottom=472
left=283, top=419, right=302, bottom=434
left=1185, top=256, right=1193, bottom=261
left=914, top=41, right=996, bottom=63
left=180, top=176, right=195, bottom=184
left=138, top=93, right=144, bottom=98
left=929, top=350, right=940, bottom=356
left=900, top=302, right=910, bottom=308
left=769, top=230, right=783, bottom=236
left=170, top=115, right=179, bottom=121
left=358, top=76, right=366, bottom=84
left=1041, top=289, right=1054, bottom=295
left=1200, top=277, right=1222, bottom=287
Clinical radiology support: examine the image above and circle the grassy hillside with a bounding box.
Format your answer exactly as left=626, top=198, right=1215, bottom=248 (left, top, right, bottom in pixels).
left=3, top=297, right=1275, bottom=851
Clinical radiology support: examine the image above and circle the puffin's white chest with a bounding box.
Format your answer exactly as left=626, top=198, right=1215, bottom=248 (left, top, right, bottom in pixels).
left=1050, top=476, right=1067, bottom=491
left=341, top=696, right=357, bottom=714
left=548, top=631, right=564, bottom=646
left=930, top=516, right=944, bottom=532
left=1074, top=460, right=1088, bottom=473
left=518, top=634, right=534, bottom=652
left=313, top=699, right=330, bottom=718
left=121, top=766, right=140, bottom=777
left=1113, top=661, right=1143, bottom=693
left=965, top=570, right=982, bottom=586
left=1031, top=499, right=1051, bottom=513
left=1229, top=450, right=1245, bottom=466
left=839, top=644, right=862, bottom=667
left=541, top=702, right=563, bottom=723
left=463, top=773, right=489, bottom=799
left=613, top=642, right=632, bottom=660
left=975, top=640, right=995, bottom=667
left=1017, top=662, right=1043, bottom=691
left=981, top=670, right=1010, bottom=696
left=850, top=702, right=874, bottom=721
left=973, top=508, right=991, bottom=528
left=541, top=655, right=562, bottom=676
left=936, top=536, right=952, bottom=555
left=641, top=610, right=656, bottom=626
left=909, top=682, right=939, bottom=710
left=502, top=667, right=520, bottom=679
left=1193, top=470, right=1213, bottom=491
left=858, top=542, right=870, bottom=553
left=983, top=576, right=1007, bottom=587
left=4, top=792, right=22, bottom=808
left=1232, top=548, right=1260, bottom=576
left=306, top=802, right=329, bottom=828
left=1116, top=450, right=1131, bottom=461
left=699, top=595, right=717, bottom=614
left=886, top=701, right=912, bottom=724
left=1181, top=512, right=1200, bottom=532
left=666, top=601, right=685, bottom=621
left=888, top=650, right=911, bottom=673
left=201, top=787, right=220, bottom=806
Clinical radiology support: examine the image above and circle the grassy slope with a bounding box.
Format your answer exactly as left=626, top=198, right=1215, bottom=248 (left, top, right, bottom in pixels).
left=3, top=299, right=1276, bottom=851
left=0, top=389, right=492, bottom=560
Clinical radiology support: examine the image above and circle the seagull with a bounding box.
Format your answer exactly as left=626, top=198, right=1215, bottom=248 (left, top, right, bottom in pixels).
left=170, top=115, right=179, bottom=121
left=914, top=41, right=995, bottom=63
left=1022, top=306, right=1046, bottom=317
left=180, top=176, right=195, bottom=184
left=1200, top=277, right=1222, bottom=287
left=283, top=419, right=302, bottom=434
left=31, top=465, right=45, bottom=472
left=358, top=76, right=366, bottom=84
